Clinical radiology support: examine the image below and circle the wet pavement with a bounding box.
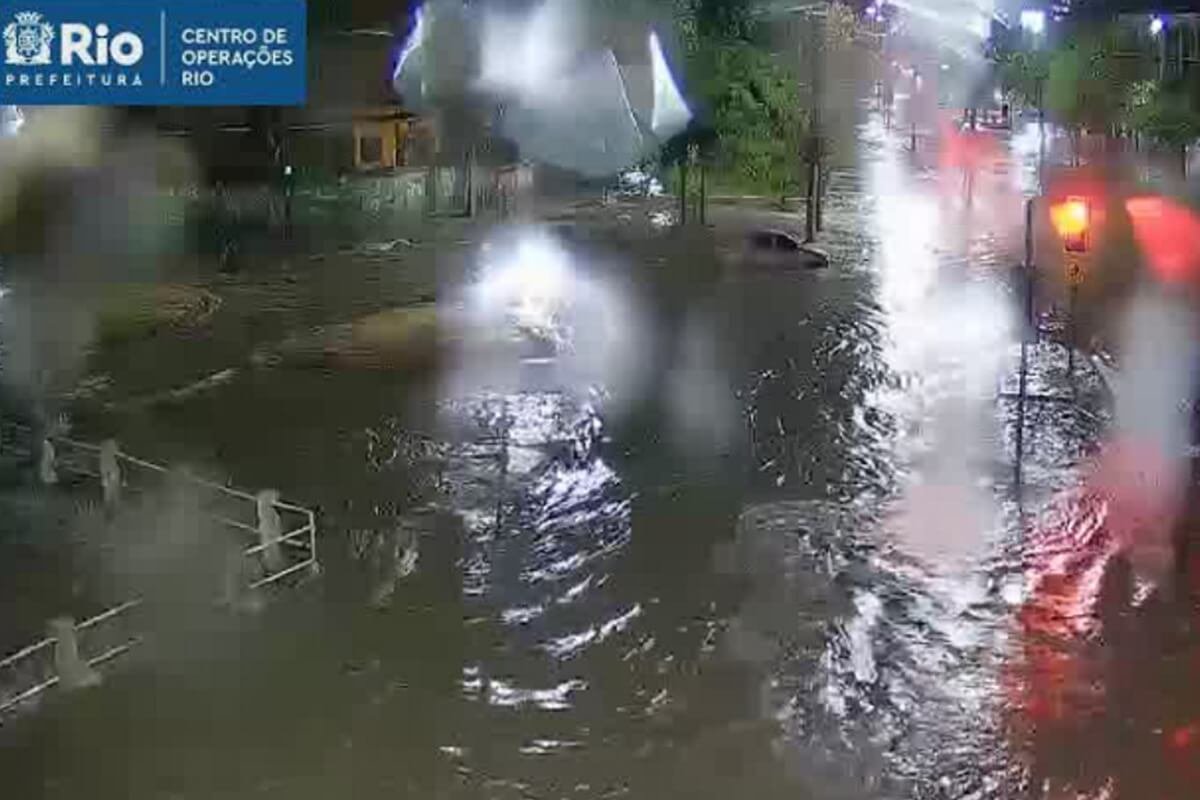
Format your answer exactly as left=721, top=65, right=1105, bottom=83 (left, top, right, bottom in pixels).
left=4, top=107, right=1199, bottom=800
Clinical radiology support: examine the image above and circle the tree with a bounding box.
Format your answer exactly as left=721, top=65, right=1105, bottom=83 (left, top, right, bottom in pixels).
left=1130, top=81, right=1200, bottom=176
left=998, top=49, right=1050, bottom=112
left=824, top=1, right=858, bottom=49
left=309, top=0, right=412, bottom=33
left=1040, top=23, right=1149, bottom=161
left=705, top=43, right=806, bottom=200
left=693, top=0, right=754, bottom=41
left=1046, top=30, right=1122, bottom=133
left=668, top=0, right=809, bottom=201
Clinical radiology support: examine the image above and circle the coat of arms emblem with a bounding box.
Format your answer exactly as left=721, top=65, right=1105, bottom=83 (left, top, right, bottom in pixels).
left=4, top=11, right=55, bottom=66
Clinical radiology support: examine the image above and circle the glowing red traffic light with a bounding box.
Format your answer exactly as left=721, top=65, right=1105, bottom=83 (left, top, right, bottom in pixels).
left=1050, top=197, right=1090, bottom=252
left=1050, top=197, right=1089, bottom=238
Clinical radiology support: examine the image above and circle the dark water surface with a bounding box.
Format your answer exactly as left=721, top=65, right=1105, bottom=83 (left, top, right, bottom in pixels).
left=6, top=113, right=1198, bottom=799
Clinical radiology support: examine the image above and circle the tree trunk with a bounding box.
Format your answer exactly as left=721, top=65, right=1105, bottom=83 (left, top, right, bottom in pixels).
left=815, top=162, right=824, bottom=232
left=464, top=146, right=475, bottom=218
left=804, top=158, right=817, bottom=243
left=801, top=158, right=820, bottom=242
left=679, top=160, right=688, bottom=226
left=425, top=164, right=438, bottom=216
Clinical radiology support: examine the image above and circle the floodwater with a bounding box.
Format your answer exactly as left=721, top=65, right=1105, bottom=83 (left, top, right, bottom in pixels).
left=4, top=109, right=1199, bottom=800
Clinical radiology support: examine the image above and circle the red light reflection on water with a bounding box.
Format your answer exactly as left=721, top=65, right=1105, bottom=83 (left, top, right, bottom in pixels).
left=1005, top=437, right=1200, bottom=791
left=937, top=118, right=998, bottom=172
left=1125, top=196, right=1200, bottom=285
left=1005, top=485, right=1112, bottom=726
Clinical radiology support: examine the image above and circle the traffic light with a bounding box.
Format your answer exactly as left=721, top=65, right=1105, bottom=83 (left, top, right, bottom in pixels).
left=1050, top=196, right=1090, bottom=253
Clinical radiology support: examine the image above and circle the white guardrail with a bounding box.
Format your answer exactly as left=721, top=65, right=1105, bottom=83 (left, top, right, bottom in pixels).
left=0, top=600, right=142, bottom=716
left=0, top=426, right=319, bottom=720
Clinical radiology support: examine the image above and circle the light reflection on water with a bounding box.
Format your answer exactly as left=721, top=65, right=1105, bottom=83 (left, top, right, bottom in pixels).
left=724, top=114, right=1119, bottom=797
left=13, top=111, right=1191, bottom=800
left=382, top=112, right=1035, bottom=795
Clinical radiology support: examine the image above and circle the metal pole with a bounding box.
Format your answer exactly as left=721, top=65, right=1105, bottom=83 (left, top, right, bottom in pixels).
left=1016, top=197, right=1036, bottom=485
left=1159, top=31, right=1166, bottom=82
left=1068, top=282, right=1077, bottom=380
left=1037, top=79, right=1045, bottom=191
left=1025, top=197, right=1035, bottom=271
left=1016, top=338, right=1028, bottom=486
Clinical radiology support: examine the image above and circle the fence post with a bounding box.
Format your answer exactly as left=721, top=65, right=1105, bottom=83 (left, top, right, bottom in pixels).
left=220, top=541, right=253, bottom=609
left=39, top=438, right=57, bottom=485
left=99, top=439, right=121, bottom=509
left=48, top=617, right=100, bottom=690
left=255, top=489, right=286, bottom=574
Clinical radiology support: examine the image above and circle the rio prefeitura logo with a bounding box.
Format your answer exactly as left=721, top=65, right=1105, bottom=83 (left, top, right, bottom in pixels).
left=4, top=10, right=54, bottom=66
left=0, top=0, right=305, bottom=104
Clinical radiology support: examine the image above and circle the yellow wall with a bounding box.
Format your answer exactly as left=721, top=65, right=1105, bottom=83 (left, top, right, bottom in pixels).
left=351, top=114, right=436, bottom=171
left=352, top=120, right=399, bottom=171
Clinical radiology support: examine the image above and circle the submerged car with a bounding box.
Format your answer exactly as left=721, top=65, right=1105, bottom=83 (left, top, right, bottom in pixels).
left=745, top=230, right=829, bottom=269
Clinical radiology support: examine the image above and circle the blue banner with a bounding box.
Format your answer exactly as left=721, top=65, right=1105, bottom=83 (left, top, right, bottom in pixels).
left=0, top=0, right=306, bottom=105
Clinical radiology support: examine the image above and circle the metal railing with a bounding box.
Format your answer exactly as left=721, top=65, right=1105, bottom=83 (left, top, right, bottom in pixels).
left=0, top=424, right=319, bottom=719
left=19, top=427, right=319, bottom=587
left=0, top=600, right=142, bottom=716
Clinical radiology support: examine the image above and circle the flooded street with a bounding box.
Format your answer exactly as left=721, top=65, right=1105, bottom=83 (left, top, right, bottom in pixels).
left=5, top=105, right=1200, bottom=800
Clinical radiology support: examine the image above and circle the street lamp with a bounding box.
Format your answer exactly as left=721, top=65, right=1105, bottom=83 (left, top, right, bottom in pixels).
left=1150, top=16, right=1167, bottom=80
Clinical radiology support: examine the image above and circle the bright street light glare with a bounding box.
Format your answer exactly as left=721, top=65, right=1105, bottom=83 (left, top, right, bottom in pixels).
left=1150, top=16, right=1164, bottom=36
left=1019, top=9, right=1046, bottom=35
